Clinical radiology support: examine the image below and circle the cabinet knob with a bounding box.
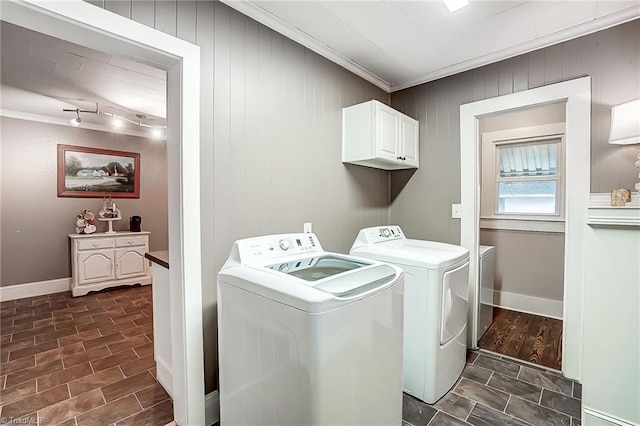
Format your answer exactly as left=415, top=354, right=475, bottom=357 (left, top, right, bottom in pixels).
left=397, top=156, right=402, bottom=160
left=92, top=243, right=99, bottom=247
left=128, top=241, right=133, bottom=245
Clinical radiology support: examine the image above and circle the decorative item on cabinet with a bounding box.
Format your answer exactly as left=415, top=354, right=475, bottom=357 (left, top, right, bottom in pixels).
left=342, top=99, right=419, bottom=170
left=69, top=231, right=152, bottom=296
left=98, top=195, right=122, bottom=234
left=75, top=210, right=97, bottom=234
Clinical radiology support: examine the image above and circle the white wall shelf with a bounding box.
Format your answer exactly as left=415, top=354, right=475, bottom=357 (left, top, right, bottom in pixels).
left=587, top=193, right=640, bottom=227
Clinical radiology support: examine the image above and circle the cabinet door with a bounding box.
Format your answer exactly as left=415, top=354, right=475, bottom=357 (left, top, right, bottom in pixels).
left=400, top=115, right=419, bottom=167
left=78, top=250, right=115, bottom=285
left=115, top=247, right=147, bottom=279
left=375, top=103, right=400, bottom=162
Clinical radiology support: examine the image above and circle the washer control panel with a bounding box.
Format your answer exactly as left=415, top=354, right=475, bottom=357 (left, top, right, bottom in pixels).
left=236, top=233, right=322, bottom=263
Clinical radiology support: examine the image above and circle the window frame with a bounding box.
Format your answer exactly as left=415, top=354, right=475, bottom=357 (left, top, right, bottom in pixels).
left=481, top=123, right=566, bottom=232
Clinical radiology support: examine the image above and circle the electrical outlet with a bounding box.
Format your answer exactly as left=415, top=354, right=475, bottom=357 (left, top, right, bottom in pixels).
left=451, top=204, right=462, bottom=219
left=304, top=222, right=312, bottom=233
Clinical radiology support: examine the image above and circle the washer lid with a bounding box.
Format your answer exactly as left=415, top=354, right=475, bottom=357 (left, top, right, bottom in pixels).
left=219, top=252, right=403, bottom=313
left=351, top=239, right=469, bottom=269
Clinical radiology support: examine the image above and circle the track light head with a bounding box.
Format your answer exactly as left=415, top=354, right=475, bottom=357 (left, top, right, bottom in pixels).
left=69, top=110, right=81, bottom=127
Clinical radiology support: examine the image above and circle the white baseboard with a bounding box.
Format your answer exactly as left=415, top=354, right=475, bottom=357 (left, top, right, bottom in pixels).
left=0, top=277, right=71, bottom=302
left=205, top=390, right=219, bottom=426
left=583, top=406, right=639, bottom=426
left=492, top=290, right=563, bottom=319
left=155, top=358, right=174, bottom=399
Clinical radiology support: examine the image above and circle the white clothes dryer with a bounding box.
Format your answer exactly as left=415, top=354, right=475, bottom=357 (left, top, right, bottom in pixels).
left=217, top=233, right=405, bottom=426
left=350, top=226, right=469, bottom=404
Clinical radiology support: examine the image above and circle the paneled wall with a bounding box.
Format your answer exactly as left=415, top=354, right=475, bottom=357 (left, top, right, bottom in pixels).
left=390, top=19, right=640, bottom=244
left=0, top=118, right=168, bottom=286
left=86, top=0, right=390, bottom=393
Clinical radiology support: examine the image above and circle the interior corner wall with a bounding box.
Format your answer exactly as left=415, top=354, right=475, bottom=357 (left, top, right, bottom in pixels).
left=0, top=117, right=168, bottom=287
left=390, top=18, right=640, bottom=244
left=479, top=229, right=565, bottom=303
left=93, top=0, right=390, bottom=394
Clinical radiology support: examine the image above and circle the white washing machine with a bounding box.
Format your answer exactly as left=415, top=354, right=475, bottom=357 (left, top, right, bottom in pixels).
left=350, top=226, right=469, bottom=404
left=217, top=233, right=405, bottom=426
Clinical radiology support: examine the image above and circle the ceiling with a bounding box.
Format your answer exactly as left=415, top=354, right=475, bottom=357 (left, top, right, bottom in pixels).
left=223, top=0, right=640, bottom=91
left=0, top=21, right=166, bottom=135
left=1, top=1, right=638, bottom=132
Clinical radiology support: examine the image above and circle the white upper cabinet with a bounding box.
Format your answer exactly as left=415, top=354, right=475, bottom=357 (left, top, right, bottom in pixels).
left=342, top=100, right=419, bottom=170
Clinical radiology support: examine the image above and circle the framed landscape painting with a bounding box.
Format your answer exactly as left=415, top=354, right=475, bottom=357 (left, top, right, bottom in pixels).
left=57, top=144, right=140, bottom=198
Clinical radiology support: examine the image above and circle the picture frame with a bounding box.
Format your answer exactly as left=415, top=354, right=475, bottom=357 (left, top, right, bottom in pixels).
left=57, top=144, right=140, bottom=198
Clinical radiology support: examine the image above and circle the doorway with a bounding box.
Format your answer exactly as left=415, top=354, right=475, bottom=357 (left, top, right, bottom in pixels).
left=460, top=77, right=591, bottom=381
left=476, top=104, right=567, bottom=370
left=1, top=1, right=204, bottom=423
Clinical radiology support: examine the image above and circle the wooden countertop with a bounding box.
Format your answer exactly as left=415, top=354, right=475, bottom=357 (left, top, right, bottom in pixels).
left=145, top=250, right=169, bottom=269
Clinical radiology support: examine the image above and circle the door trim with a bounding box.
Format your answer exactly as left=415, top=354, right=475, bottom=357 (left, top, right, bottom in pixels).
left=460, top=77, right=591, bottom=381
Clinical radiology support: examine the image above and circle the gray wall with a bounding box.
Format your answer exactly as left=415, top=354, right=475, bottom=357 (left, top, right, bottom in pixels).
left=390, top=19, right=640, bottom=244
left=479, top=103, right=566, bottom=303
left=0, top=117, right=168, bottom=286
left=86, top=0, right=390, bottom=393
left=480, top=230, right=565, bottom=302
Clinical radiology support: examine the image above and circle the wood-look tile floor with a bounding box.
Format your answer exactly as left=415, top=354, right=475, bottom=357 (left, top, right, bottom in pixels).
left=0, top=285, right=173, bottom=426
left=403, top=350, right=582, bottom=426
left=479, top=307, right=563, bottom=370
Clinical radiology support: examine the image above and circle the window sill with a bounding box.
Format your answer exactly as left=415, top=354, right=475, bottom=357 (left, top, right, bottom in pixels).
left=480, top=218, right=565, bottom=233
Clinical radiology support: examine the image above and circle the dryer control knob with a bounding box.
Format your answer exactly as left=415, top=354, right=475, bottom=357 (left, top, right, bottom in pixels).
left=279, top=239, right=290, bottom=250
left=278, top=263, right=289, bottom=272
left=382, top=228, right=390, bottom=237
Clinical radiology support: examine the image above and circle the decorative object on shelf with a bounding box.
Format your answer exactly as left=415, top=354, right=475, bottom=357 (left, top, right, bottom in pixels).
left=608, top=98, right=640, bottom=193
left=57, top=144, right=140, bottom=198
left=98, top=197, right=122, bottom=234
left=75, top=210, right=97, bottom=234
left=611, top=188, right=632, bottom=206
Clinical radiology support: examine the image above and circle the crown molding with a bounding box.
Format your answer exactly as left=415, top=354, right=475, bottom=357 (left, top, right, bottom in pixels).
left=392, top=5, right=640, bottom=92
left=220, top=0, right=392, bottom=93
left=221, top=0, right=639, bottom=94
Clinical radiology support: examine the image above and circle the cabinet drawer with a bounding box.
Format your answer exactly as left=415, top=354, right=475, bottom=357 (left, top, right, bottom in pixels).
left=115, top=236, right=147, bottom=248
left=77, top=239, right=114, bottom=250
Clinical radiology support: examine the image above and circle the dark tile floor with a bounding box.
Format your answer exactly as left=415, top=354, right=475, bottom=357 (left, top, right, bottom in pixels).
left=0, top=285, right=173, bottom=426
left=4, top=285, right=582, bottom=426
left=402, top=350, right=582, bottom=426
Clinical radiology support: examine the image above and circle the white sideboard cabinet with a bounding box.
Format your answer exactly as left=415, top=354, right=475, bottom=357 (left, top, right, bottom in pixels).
left=69, top=231, right=152, bottom=296
left=342, top=99, right=419, bottom=170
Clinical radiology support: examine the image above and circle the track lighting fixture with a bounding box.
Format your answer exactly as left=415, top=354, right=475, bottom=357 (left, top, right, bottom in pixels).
left=63, top=103, right=166, bottom=138
left=62, top=103, right=99, bottom=128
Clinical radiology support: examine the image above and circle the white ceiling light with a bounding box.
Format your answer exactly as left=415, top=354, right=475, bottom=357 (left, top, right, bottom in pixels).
left=112, top=116, right=124, bottom=128
left=151, top=127, right=163, bottom=139
left=69, top=110, right=81, bottom=127
left=63, top=104, right=99, bottom=128
left=442, top=0, right=469, bottom=13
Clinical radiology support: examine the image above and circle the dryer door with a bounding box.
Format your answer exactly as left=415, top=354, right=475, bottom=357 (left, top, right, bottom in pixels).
left=440, top=261, right=469, bottom=345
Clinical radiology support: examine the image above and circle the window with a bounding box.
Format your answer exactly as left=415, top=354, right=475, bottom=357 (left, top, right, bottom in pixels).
left=481, top=123, right=565, bottom=232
